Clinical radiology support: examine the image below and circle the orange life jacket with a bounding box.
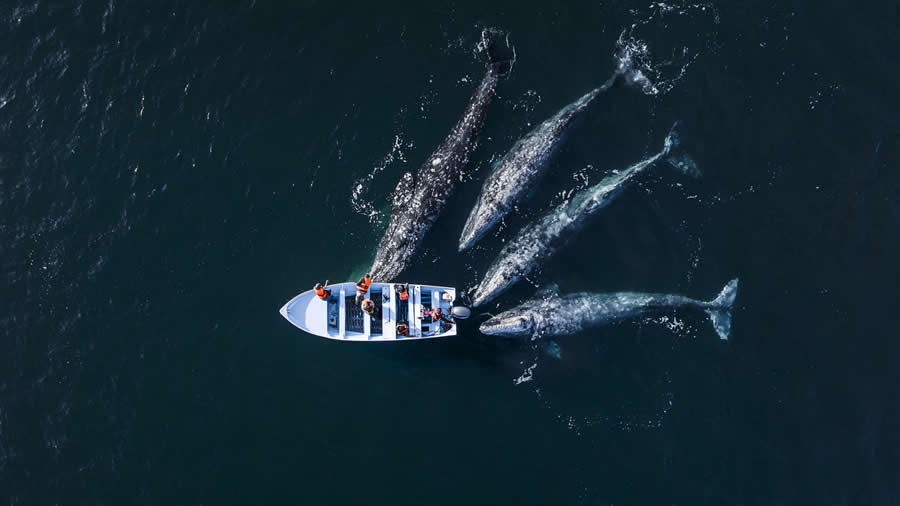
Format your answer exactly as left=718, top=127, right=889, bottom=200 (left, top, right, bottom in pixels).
left=399, top=290, right=409, bottom=301
left=315, top=287, right=328, bottom=300
left=356, top=276, right=372, bottom=294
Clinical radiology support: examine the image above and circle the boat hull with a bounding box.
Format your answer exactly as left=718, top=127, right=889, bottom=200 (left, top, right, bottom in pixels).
left=279, top=282, right=458, bottom=341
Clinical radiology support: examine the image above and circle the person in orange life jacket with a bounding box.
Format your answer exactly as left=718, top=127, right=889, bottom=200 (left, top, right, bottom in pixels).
left=423, top=307, right=454, bottom=325
left=396, top=283, right=410, bottom=301
left=314, top=281, right=333, bottom=302
left=396, top=322, right=409, bottom=336
left=361, top=297, right=382, bottom=320
left=355, top=274, right=372, bottom=305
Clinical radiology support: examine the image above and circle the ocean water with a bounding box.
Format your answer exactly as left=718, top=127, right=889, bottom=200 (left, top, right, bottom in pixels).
left=2, top=0, right=899, bottom=504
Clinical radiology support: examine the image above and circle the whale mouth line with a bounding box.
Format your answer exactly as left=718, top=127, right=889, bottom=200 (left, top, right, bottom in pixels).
left=458, top=215, right=482, bottom=250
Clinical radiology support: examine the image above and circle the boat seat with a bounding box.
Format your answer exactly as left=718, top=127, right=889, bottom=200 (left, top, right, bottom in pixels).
left=327, top=298, right=339, bottom=328
left=370, top=289, right=383, bottom=335
left=345, top=295, right=364, bottom=333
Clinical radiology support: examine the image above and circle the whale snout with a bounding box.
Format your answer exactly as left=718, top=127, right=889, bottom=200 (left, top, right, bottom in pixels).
left=458, top=232, right=476, bottom=252
left=471, top=289, right=496, bottom=308
left=470, top=283, right=489, bottom=308
left=459, top=208, right=499, bottom=252
left=458, top=218, right=481, bottom=252
left=479, top=314, right=534, bottom=338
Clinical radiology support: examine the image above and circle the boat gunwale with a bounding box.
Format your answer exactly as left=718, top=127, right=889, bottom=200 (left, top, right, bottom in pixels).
left=280, top=282, right=458, bottom=342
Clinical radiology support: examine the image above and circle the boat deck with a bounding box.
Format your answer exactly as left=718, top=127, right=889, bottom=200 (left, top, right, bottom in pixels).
left=345, top=295, right=364, bottom=333
left=280, top=282, right=457, bottom=341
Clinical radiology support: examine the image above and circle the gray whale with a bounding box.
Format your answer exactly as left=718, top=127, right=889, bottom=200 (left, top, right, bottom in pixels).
left=458, top=51, right=645, bottom=251
left=471, top=122, right=698, bottom=307
left=480, top=279, right=739, bottom=340
left=370, top=30, right=513, bottom=281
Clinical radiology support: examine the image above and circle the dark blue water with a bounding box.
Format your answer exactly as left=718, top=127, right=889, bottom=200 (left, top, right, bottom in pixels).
left=2, top=1, right=899, bottom=504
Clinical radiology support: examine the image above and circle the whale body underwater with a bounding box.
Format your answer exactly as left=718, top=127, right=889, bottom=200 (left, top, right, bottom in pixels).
left=470, top=122, right=699, bottom=308
left=369, top=32, right=513, bottom=281
left=479, top=279, right=739, bottom=340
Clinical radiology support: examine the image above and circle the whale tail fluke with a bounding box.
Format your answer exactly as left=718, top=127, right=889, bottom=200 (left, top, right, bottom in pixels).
left=479, top=28, right=515, bottom=76
left=705, top=278, right=739, bottom=340
left=662, top=121, right=701, bottom=178
left=614, top=37, right=658, bottom=95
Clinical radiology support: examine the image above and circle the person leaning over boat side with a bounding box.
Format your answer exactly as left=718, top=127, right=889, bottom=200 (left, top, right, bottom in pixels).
left=424, top=307, right=454, bottom=325
left=314, top=281, right=333, bottom=302
left=355, top=274, right=373, bottom=305
left=396, top=283, right=410, bottom=301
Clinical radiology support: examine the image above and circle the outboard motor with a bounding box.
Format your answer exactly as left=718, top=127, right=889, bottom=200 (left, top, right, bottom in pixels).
left=451, top=306, right=472, bottom=320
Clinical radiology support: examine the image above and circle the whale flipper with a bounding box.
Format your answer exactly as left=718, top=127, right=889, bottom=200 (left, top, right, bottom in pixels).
left=542, top=340, right=562, bottom=360
left=705, top=278, right=739, bottom=340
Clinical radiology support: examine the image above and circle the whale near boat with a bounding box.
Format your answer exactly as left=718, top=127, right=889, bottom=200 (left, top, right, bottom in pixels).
left=279, top=282, right=470, bottom=341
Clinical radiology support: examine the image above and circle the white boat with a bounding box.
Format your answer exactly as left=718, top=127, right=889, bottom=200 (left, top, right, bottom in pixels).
left=279, top=282, right=462, bottom=341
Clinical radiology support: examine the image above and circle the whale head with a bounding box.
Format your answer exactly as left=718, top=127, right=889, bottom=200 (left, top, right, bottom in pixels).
left=479, top=310, right=536, bottom=338
left=458, top=217, right=483, bottom=252
left=459, top=199, right=501, bottom=252
left=470, top=260, right=524, bottom=308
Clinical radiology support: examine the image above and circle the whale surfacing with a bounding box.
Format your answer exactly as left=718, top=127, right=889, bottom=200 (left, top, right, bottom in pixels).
left=457, top=85, right=609, bottom=251
left=370, top=30, right=513, bottom=281
left=458, top=45, right=659, bottom=251
left=470, top=122, right=698, bottom=307
left=479, top=279, right=739, bottom=340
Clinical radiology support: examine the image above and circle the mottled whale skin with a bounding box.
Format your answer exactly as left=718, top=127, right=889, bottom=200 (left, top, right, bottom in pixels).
left=369, top=33, right=511, bottom=282
left=470, top=123, right=698, bottom=308
left=458, top=50, right=650, bottom=251
left=480, top=279, right=739, bottom=340
left=457, top=79, right=616, bottom=251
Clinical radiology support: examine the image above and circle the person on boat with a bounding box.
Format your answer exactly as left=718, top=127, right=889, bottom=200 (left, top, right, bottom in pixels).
left=355, top=274, right=373, bottom=304
left=396, top=322, right=409, bottom=336
left=396, top=283, right=410, bottom=301
left=424, top=307, right=454, bottom=325
left=360, top=298, right=381, bottom=319
left=314, top=281, right=332, bottom=302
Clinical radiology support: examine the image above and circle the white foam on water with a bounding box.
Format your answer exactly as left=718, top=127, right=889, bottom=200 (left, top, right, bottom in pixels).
left=514, top=360, right=538, bottom=385
left=614, top=1, right=720, bottom=97
left=524, top=367, right=677, bottom=435
left=350, top=133, right=411, bottom=225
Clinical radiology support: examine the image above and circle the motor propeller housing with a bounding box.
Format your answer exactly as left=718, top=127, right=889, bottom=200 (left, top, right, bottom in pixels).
left=451, top=306, right=472, bottom=320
